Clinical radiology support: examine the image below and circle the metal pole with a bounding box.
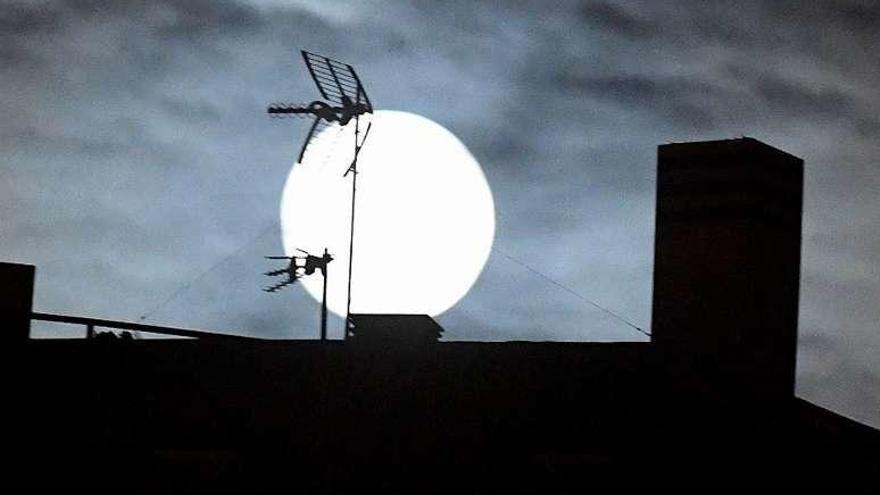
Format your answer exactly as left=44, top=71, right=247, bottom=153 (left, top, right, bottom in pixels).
left=321, top=249, right=328, bottom=342
left=344, top=117, right=360, bottom=341
left=344, top=156, right=357, bottom=340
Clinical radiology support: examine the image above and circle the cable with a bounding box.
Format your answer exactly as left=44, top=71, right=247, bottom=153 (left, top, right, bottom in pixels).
left=493, top=247, right=651, bottom=338
left=138, top=222, right=277, bottom=322
left=137, top=218, right=649, bottom=339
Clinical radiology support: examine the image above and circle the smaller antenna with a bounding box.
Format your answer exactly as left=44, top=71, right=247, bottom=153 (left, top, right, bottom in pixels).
left=263, top=248, right=334, bottom=341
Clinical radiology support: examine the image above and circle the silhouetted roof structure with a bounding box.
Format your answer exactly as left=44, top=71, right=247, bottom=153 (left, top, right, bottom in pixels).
left=348, top=313, right=444, bottom=344
left=6, top=138, right=880, bottom=491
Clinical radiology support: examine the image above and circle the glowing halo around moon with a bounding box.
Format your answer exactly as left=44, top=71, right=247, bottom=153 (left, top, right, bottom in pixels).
left=280, top=110, right=495, bottom=319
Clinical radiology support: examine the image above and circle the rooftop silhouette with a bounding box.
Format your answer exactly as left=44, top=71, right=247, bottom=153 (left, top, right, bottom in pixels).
left=6, top=138, right=879, bottom=491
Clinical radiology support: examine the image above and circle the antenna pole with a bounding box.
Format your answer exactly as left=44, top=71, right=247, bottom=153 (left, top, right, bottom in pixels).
left=321, top=248, right=329, bottom=342
left=344, top=116, right=360, bottom=341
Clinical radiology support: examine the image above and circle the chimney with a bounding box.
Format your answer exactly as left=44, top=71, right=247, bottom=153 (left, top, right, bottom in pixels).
left=651, top=138, right=803, bottom=397
left=1, top=262, right=35, bottom=346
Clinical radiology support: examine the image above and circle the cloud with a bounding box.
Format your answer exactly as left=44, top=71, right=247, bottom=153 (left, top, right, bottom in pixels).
left=554, top=73, right=722, bottom=129
left=579, top=2, right=659, bottom=40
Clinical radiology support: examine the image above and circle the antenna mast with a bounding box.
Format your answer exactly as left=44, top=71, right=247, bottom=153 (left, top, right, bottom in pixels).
left=343, top=112, right=371, bottom=340
left=268, top=51, right=373, bottom=340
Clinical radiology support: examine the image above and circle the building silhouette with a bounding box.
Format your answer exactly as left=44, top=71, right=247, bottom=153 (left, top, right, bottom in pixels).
left=6, top=138, right=879, bottom=491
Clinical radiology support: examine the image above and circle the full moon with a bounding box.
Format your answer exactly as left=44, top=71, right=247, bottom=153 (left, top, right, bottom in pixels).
left=280, top=110, right=495, bottom=319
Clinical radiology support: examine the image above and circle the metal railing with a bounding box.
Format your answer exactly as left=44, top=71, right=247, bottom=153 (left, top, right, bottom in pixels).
left=31, top=312, right=260, bottom=341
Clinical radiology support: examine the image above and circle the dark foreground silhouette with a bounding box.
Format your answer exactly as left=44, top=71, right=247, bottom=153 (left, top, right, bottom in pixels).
left=6, top=139, right=879, bottom=491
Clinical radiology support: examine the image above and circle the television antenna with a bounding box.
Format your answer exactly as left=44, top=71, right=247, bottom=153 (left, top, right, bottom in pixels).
left=268, top=51, right=374, bottom=340
left=264, top=248, right=334, bottom=341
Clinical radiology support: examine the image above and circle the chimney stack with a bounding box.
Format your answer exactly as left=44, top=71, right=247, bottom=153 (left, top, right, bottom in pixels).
left=651, top=138, right=803, bottom=397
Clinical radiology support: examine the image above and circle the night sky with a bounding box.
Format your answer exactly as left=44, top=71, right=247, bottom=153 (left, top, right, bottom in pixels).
left=3, top=0, right=879, bottom=428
